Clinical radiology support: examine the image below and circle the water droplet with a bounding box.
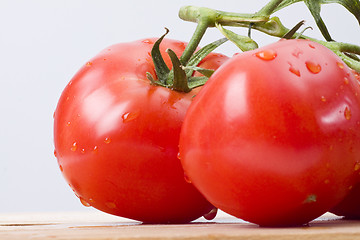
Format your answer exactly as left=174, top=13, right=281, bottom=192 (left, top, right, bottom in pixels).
left=79, top=197, right=91, bottom=207
left=66, top=121, right=71, bottom=126
left=103, top=58, right=107, bottom=61
left=308, top=44, right=316, bottom=49
left=54, top=149, right=58, bottom=158
left=289, top=66, right=301, bottom=77
left=177, top=152, right=181, bottom=160
left=306, top=61, right=321, bottom=74
left=68, top=81, right=73, bottom=86
left=203, top=208, right=218, bottom=220
left=142, top=39, right=153, bottom=44
left=337, top=62, right=345, bottom=69
left=321, top=96, right=327, bottom=102
left=344, top=107, right=352, bottom=120
left=80, top=149, right=86, bottom=154
left=59, top=164, right=63, bottom=172
left=106, top=202, right=116, bottom=209
left=344, top=77, right=349, bottom=85
left=93, top=146, right=99, bottom=153
left=104, top=137, right=111, bottom=144
left=122, top=111, right=140, bottom=123
left=292, top=48, right=303, bottom=58
left=71, top=142, right=78, bottom=152
left=354, top=162, right=360, bottom=171
left=184, top=173, right=192, bottom=184
left=86, top=62, right=93, bottom=67
left=255, top=49, right=277, bottom=61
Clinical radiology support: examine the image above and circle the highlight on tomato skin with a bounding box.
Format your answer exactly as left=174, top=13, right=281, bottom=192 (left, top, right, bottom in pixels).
left=53, top=38, right=229, bottom=224
left=179, top=39, right=360, bottom=227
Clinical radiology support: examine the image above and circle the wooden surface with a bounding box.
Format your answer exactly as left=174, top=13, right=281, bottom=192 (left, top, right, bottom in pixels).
left=1, top=210, right=360, bottom=240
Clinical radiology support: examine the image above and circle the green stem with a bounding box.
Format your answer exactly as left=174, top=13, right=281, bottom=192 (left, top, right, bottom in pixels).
left=256, top=0, right=286, bottom=16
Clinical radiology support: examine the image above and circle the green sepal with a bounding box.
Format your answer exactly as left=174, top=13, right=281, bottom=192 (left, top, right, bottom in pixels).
left=166, top=49, right=191, bottom=93
left=183, top=66, right=215, bottom=78
left=184, top=37, right=228, bottom=77
left=150, top=28, right=170, bottom=84
left=216, top=23, right=258, bottom=51
left=188, top=76, right=209, bottom=89
left=282, top=20, right=306, bottom=39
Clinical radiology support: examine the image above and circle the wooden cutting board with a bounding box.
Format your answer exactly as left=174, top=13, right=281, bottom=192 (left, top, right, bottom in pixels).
left=1, top=210, right=360, bottom=240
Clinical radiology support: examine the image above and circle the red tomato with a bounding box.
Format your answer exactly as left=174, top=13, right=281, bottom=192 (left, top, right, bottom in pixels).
left=53, top=38, right=228, bottom=223
left=179, top=39, right=360, bottom=226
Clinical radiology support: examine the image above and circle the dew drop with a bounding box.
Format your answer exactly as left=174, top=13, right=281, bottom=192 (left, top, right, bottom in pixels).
left=54, top=149, right=58, bottom=158
left=344, top=77, right=349, bottom=85
left=142, top=39, right=153, bottom=44
left=177, top=152, right=181, bottom=160
left=86, top=62, right=93, bottom=67
left=122, top=111, right=140, bottom=123
left=344, top=107, right=352, bottom=120
left=184, top=173, right=192, bottom=184
left=81, top=148, right=86, bottom=154
left=93, top=146, right=99, bottom=153
left=59, top=164, right=63, bottom=172
left=337, top=62, right=345, bottom=69
left=289, top=66, right=301, bottom=77
left=306, top=61, right=321, bottom=74
left=308, top=44, right=316, bottom=49
left=203, top=208, right=218, bottom=220
left=66, top=121, right=71, bottom=126
left=106, top=202, right=116, bottom=209
left=79, top=197, right=91, bottom=207
left=255, top=49, right=277, bottom=61
left=71, top=142, right=78, bottom=152
left=104, top=137, right=111, bottom=144
left=354, top=162, right=360, bottom=171
left=321, top=96, right=327, bottom=102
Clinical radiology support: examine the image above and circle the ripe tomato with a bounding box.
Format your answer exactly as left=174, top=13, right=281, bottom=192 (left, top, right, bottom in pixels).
left=179, top=39, right=360, bottom=226
left=53, top=38, right=228, bottom=223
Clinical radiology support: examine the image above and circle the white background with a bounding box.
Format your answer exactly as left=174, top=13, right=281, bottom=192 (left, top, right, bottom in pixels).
left=0, top=0, right=359, bottom=214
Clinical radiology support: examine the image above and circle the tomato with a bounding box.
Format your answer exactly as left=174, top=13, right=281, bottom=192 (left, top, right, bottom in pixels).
left=179, top=39, right=360, bottom=226
left=53, top=38, right=228, bottom=223
left=330, top=70, right=360, bottom=219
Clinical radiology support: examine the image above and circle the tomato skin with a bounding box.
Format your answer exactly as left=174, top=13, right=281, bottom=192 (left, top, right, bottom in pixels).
left=53, top=38, right=228, bottom=223
left=179, top=39, right=360, bottom=226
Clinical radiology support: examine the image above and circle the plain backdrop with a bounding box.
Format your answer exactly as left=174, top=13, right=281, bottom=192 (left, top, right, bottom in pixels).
left=0, top=0, right=359, bottom=214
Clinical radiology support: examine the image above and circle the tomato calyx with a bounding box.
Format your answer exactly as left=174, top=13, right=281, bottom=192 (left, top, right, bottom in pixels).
left=147, top=28, right=227, bottom=93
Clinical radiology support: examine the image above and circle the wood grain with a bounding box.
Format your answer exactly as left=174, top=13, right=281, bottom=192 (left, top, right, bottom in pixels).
left=1, top=211, right=360, bottom=240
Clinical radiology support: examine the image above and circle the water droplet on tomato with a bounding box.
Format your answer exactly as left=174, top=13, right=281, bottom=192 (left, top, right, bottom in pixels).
left=337, top=62, right=345, bottom=69
left=289, top=66, right=301, bottom=77
left=308, top=44, right=315, bottom=49
left=292, top=48, right=303, bottom=58
left=177, top=152, right=181, bottom=160
left=142, top=39, right=153, bottom=44
left=203, top=208, right=218, bottom=220
left=321, top=96, right=327, bottom=102
left=79, top=197, right=91, bottom=207
left=344, top=77, right=349, bottom=85
left=344, top=107, right=352, bottom=120
left=86, top=62, right=93, bottom=67
left=59, top=164, right=63, bottom=172
left=354, top=162, right=360, bottom=171
left=184, top=173, right=192, bottom=184
left=255, top=49, right=277, bottom=61
left=122, top=111, right=140, bottom=123
left=80, top=148, right=85, bottom=154
left=66, top=121, right=71, bottom=126
left=106, top=202, right=116, bottom=209
left=71, top=142, right=78, bottom=152
left=104, top=137, right=111, bottom=144
left=93, top=146, right=99, bottom=153
left=306, top=61, right=321, bottom=74
left=54, top=149, right=58, bottom=158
